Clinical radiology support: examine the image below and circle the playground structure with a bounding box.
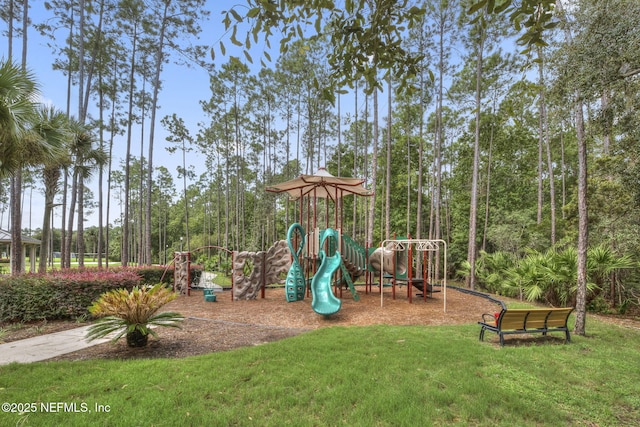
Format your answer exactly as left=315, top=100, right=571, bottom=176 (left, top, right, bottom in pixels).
left=285, top=224, right=362, bottom=315
left=268, top=167, right=373, bottom=315
left=172, top=167, right=448, bottom=316
left=310, top=228, right=344, bottom=315
left=172, top=168, right=373, bottom=305
left=281, top=225, right=448, bottom=315
left=232, top=240, right=291, bottom=300
left=376, top=238, right=447, bottom=312
left=171, top=233, right=447, bottom=314
left=285, top=223, right=306, bottom=302
left=172, top=242, right=292, bottom=300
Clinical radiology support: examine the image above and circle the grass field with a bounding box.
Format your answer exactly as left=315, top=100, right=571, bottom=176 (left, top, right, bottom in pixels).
left=1, top=316, right=639, bottom=426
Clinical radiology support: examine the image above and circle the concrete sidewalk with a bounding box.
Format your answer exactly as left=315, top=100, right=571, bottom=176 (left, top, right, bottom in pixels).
left=0, top=326, right=111, bottom=365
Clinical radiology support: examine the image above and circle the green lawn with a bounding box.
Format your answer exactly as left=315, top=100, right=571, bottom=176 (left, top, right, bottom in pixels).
left=1, top=318, right=639, bottom=426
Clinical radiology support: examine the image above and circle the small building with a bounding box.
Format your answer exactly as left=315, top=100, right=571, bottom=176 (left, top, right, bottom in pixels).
left=0, top=229, right=41, bottom=274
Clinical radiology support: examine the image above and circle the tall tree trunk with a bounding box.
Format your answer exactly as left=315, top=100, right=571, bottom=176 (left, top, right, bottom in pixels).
left=39, top=167, right=61, bottom=272
left=76, top=0, right=91, bottom=271
left=182, top=136, right=190, bottom=252
left=560, top=127, right=566, bottom=219
left=466, top=32, right=484, bottom=291
left=97, top=66, right=105, bottom=267
left=65, top=170, right=79, bottom=268
left=60, top=7, right=73, bottom=268
left=337, top=94, right=341, bottom=175
left=481, top=116, right=494, bottom=252
left=122, top=21, right=139, bottom=266
left=538, top=47, right=556, bottom=244
left=433, top=11, right=445, bottom=280
left=601, top=90, right=611, bottom=155
left=7, top=0, right=13, bottom=58
left=138, top=76, right=146, bottom=265
left=363, top=91, right=370, bottom=243
left=557, top=0, right=587, bottom=335
left=416, top=57, right=425, bottom=241
left=77, top=0, right=85, bottom=122
left=105, top=55, right=118, bottom=267
left=60, top=169, right=68, bottom=268
left=10, top=174, right=22, bottom=273
left=352, top=80, right=358, bottom=239
left=234, top=99, right=241, bottom=250
left=285, top=96, right=291, bottom=226
left=575, top=99, right=588, bottom=335
left=385, top=76, right=392, bottom=240
left=536, top=110, right=544, bottom=224
left=145, top=1, right=169, bottom=265
left=224, top=113, right=230, bottom=250
left=366, top=86, right=379, bottom=249
left=415, top=41, right=426, bottom=277
left=10, top=0, right=29, bottom=274
left=77, top=175, right=85, bottom=267
left=21, top=0, right=27, bottom=67
left=216, top=155, right=221, bottom=247
left=406, top=113, right=411, bottom=237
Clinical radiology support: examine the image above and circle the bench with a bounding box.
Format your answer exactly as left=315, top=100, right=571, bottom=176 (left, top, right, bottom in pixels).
left=478, top=307, right=574, bottom=346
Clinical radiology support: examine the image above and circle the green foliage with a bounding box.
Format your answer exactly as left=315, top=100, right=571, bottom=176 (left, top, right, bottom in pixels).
left=474, top=245, right=636, bottom=311
left=468, top=0, right=559, bottom=48
left=466, top=250, right=517, bottom=294
left=495, top=248, right=569, bottom=305
left=197, top=254, right=232, bottom=273
left=86, top=284, right=183, bottom=346
left=587, top=295, right=612, bottom=315
left=221, top=1, right=426, bottom=100
left=485, top=210, right=547, bottom=254
left=587, top=244, right=636, bottom=287
left=0, top=270, right=142, bottom=322
left=0, top=59, right=39, bottom=174
left=132, top=266, right=175, bottom=286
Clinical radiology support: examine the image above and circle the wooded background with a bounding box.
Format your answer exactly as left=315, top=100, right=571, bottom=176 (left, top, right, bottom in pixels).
left=1, top=1, right=639, bottom=322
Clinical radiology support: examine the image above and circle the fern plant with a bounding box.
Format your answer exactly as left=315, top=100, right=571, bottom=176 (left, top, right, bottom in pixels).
left=86, top=284, right=183, bottom=347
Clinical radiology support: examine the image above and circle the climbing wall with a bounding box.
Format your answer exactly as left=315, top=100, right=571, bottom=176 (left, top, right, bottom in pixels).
left=174, top=252, right=190, bottom=295
left=233, top=240, right=291, bottom=300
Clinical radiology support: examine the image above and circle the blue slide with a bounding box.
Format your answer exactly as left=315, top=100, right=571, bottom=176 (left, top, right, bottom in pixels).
left=311, top=230, right=342, bottom=315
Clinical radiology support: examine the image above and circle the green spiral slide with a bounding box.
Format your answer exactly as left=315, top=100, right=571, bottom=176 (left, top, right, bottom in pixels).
left=285, top=223, right=306, bottom=302
left=311, top=228, right=342, bottom=315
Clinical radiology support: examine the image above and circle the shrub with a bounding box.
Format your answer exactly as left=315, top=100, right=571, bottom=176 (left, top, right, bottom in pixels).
left=587, top=295, right=613, bottom=314
left=129, top=265, right=202, bottom=288
left=131, top=266, right=174, bottom=286
left=0, top=270, right=142, bottom=322
left=471, top=245, right=636, bottom=310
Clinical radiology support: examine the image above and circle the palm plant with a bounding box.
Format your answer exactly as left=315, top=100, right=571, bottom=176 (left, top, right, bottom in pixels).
left=504, top=250, right=550, bottom=301
left=587, top=244, right=635, bottom=289
left=474, top=250, right=517, bottom=294
left=33, top=105, right=72, bottom=272
left=1, top=60, right=66, bottom=274
left=65, top=118, right=108, bottom=267
left=540, top=247, right=582, bottom=307
left=86, top=283, right=184, bottom=348
left=0, top=60, right=38, bottom=174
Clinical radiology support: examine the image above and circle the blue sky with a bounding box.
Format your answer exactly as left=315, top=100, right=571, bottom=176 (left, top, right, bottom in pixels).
left=1, top=1, right=267, bottom=231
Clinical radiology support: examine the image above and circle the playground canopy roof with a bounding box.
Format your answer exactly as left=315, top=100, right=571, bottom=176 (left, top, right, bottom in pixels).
left=265, top=167, right=373, bottom=201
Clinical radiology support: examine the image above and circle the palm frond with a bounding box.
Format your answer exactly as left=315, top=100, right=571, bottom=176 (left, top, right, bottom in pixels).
left=85, top=284, right=183, bottom=345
